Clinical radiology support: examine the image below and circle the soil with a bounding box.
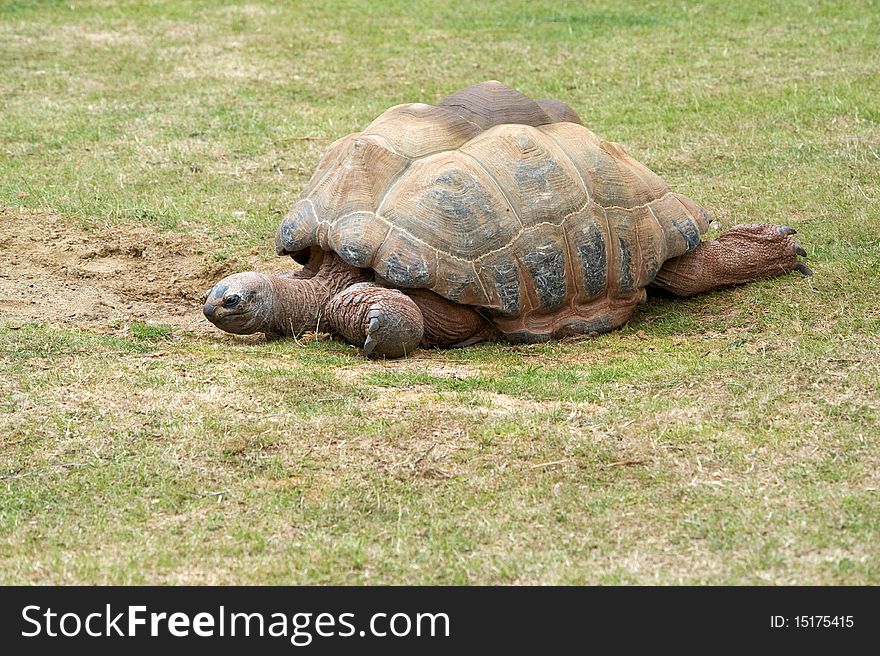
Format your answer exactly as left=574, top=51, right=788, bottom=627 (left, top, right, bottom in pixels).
left=0, top=210, right=289, bottom=335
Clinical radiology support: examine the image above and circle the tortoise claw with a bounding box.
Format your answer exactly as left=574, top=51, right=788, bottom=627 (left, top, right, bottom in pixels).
left=362, top=316, right=381, bottom=355
left=777, top=226, right=797, bottom=236
left=795, top=262, right=813, bottom=276
left=794, top=244, right=807, bottom=257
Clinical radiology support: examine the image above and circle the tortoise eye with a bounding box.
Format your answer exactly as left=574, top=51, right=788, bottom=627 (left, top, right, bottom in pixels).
left=222, top=294, right=241, bottom=308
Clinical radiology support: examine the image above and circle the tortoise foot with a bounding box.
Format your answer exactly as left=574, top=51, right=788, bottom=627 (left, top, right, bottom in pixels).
left=724, top=223, right=812, bottom=279
left=325, top=283, right=424, bottom=358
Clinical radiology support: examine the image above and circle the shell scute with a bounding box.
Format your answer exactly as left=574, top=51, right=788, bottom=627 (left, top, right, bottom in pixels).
left=521, top=231, right=569, bottom=311
left=460, top=124, right=589, bottom=229
left=373, top=229, right=436, bottom=289
left=605, top=205, right=669, bottom=295
left=478, top=257, right=523, bottom=318
left=647, top=193, right=708, bottom=258
left=275, top=198, right=318, bottom=256
left=438, top=80, right=554, bottom=130
left=309, top=135, right=408, bottom=218
left=430, top=258, right=484, bottom=306
left=326, top=211, right=387, bottom=268
left=565, top=209, right=609, bottom=300
left=362, top=103, right=480, bottom=158
left=380, top=154, right=521, bottom=261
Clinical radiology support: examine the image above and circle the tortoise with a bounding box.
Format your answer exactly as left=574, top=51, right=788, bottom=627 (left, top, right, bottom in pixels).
left=204, top=81, right=811, bottom=357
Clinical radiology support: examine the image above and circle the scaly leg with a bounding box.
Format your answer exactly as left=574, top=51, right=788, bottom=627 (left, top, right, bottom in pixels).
left=324, top=284, right=499, bottom=357
left=324, top=283, right=424, bottom=358
left=650, top=224, right=812, bottom=297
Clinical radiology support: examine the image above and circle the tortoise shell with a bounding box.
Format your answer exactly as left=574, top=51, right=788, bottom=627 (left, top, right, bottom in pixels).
left=276, top=81, right=709, bottom=341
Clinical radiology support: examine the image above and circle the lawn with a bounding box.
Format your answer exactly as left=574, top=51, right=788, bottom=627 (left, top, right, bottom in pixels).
left=0, top=0, right=878, bottom=584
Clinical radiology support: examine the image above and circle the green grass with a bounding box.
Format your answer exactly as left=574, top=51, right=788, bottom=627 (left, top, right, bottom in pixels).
left=1, top=0, right=879, bottom=584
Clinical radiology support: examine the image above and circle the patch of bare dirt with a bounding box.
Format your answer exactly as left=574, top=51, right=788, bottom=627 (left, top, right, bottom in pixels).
left=0, top=210, right=284, bottom=334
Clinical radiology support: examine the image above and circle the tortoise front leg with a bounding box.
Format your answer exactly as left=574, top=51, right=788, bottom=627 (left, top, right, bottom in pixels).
left=325, top=283, right=424, bottom=358
left=650, top=224, right=812, bottom=297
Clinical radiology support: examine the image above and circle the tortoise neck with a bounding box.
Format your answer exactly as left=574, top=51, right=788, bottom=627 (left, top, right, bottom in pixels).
left=265, top=253, right=369, bottom=336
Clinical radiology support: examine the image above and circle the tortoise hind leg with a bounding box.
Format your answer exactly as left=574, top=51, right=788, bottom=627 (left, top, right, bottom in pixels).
left=404, top=289, right=500, bottom=349
left=325, top=283, right=424, bottom=358
left=650, top=224, right=812, bottom=297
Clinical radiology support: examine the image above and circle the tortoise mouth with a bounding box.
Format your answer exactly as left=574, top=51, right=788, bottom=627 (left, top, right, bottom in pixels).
left=204, top=307, right=260, bottom=335
left=204, top=303, right=248, bottom=323
left=212, top=307, right=246, bottom=318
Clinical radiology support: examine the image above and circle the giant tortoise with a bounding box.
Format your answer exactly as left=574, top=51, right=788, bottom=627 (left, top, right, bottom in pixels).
left=204, top=81, right=810, bottom=357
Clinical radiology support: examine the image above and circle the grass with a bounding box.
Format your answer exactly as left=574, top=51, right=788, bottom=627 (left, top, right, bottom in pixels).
left=1, top=0, right=879, bottom=584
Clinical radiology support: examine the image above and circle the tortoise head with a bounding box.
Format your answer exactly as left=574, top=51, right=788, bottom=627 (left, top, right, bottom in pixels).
left=203, top=272, right=274, bottom=335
